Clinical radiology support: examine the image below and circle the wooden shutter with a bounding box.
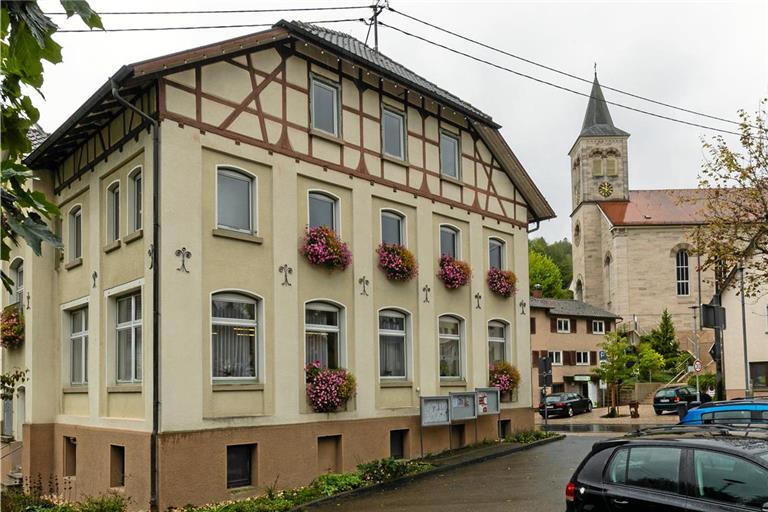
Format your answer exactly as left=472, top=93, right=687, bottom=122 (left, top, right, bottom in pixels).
left=565, top=351, right=574, bottom=366
left=532, top=350, right=540, bottom=368
left=590, top=351, right=598, bottom=365
left=606, top=321, right=612, bottom=332
left=571, top=319, right=577, bottom=333
left=586, top=319, right=593, bottom=334
left=530, top=317, right=536, bottom=334
left=550, top=318, right=557, bottom=333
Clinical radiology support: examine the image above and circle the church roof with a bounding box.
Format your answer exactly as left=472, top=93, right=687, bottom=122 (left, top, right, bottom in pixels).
left=530, top=297, right=620, bottom=319
left=597, top=189, right=709, bottom=226
left=579, top=75, right=629, bottom=138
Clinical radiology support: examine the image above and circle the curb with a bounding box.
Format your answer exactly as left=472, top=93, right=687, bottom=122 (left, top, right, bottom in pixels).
left=293, top=434, right=566, bottom=511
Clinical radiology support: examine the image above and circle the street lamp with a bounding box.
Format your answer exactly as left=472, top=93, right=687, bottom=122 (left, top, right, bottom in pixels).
left=739, top=264, right=752, bottom=398
left=689, top=305, right=700, bottom=402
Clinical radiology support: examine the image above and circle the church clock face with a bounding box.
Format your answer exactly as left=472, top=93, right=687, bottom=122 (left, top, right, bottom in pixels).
left=598, top=181, right=614, bottom=198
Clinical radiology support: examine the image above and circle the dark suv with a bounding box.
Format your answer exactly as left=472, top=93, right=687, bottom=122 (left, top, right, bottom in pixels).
left=565, top=425, right=768, bottom=511
left=653, top=385, right=711, bottom=415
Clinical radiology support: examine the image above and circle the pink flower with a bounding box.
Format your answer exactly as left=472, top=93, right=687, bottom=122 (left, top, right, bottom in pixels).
left=299, top=226, right=352, bottom=271
left=376, top=243, right=418, bottom=281
left=487, top=267, right=517, bottom=298
left=305, top=364, right=357, bottom=413
left=437, top=255, right=471, bottom=289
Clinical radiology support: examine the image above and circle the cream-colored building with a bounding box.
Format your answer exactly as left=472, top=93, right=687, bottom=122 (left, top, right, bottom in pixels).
left=0, top=22, right=554, bottom=509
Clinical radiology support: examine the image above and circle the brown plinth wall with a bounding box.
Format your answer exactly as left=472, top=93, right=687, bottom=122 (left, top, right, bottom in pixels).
left=23, top=409, right=532, bottom=510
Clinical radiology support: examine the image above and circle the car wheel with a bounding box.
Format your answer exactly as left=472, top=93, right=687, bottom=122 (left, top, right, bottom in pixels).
left=567, top=407, right=574, bottom=417
left=655, top=409, right=663, bottom=416
left=587, top=402, right=593, bottom=412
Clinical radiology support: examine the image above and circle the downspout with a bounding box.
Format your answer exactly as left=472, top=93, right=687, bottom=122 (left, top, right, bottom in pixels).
left=111, top=78, right=161, bottom=512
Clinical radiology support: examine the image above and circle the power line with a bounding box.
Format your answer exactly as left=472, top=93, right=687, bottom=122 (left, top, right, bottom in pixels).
left=388, top=6, right=744, bottom=128
left=46, top=5, right=374, bottom=16
left=378, top=21, right=744, bottom=137
left=57, top=18, right=365, bottom=33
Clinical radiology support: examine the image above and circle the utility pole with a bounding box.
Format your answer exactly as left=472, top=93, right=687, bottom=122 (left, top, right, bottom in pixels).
left=690, top=305, right=700, bottom=402
left=739, top=264, right=751, bottom=398
left=371, top=0, right=385, bottom=51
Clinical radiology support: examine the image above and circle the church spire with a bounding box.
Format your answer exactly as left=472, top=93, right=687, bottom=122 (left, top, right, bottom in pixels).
left=580, top=73, right=629, bottom=137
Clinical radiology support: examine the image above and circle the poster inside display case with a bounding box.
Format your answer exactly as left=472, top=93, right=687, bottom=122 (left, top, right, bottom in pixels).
left=449, top=392, right=477, bottom=421
left=475, top=387, right=500, bottom=415
left=420, top=396, right=451, bottom=426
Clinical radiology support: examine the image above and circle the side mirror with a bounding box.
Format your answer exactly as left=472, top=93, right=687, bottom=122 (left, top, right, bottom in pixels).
left=761, top=502, right=768, bottom=512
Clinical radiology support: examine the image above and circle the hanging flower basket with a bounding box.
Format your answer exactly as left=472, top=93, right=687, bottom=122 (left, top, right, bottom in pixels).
left=0, top=306, right=24, bottom=350
left=299, top=226, right=352, bottom=271
left=487, top=267, right=517, bottom=298
left=376, top=243, right=418, bottom=282
left=489, top=362, right=520, bottom=394
left=305, top=361, right=357, bottom=413
left=437, top=255, right=471, bottom=289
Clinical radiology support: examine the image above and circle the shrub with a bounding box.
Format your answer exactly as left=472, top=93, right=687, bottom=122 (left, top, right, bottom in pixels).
left=304, top=362, right=357, bottom=413
left=356, top=458, right=431, bottom=485
left=436, top=255, right=471, bottom=289
left=505, top=430, right=558, bottom=444
left=489, top=362, right=520, bottom=393
left=311, top=473, right=363, bottom=496
left=486, top=267, right=517, bottom=298
left=1, top=306, right=24, bottom=349
left=77, top=494, right=128, bottom=512
left=299, top=226, right=352, bottom=271
left=688, top=372, right=716, bottom=390
left=376, top=243, right=418, bottom=281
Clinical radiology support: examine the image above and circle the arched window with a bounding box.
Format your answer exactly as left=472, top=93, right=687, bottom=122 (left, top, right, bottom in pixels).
left=308, top=192, right=338, bottom=231
left=379, top=309, right=408, bottom=378
left=575, top=279, right=583, bottom=302
left=591, top=155, right=604, bottom=177
left=107, top=182, right=120, bottom=242
left=211, top=293, right=258, bottom=380
left=605, top=157, right=618, bottom=176
left=573, top=223, right=581, bottom=247
left=604, top=254, right=612, bottom=305
left=488, top=320, right=507, bottom=365
left=676, top=250, right=690, bottom=296
left=381, top=210, right=405, bottom=245
left=439, top=315, right=463, bottom=378
left=439, top=225, right=459, bottom=259
left=69, top=206, right=82, bottom=260
left=488, top=238, right=505, bottom=269
left=217, top=168, right=254, bottom=233
left=10, top=259, right=23, bottom=305
left=129, top=167, right=142, bottom=231
left=305, top=302, right=342, bottom=369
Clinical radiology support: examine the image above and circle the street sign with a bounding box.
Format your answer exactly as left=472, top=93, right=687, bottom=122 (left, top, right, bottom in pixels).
left=701, top=304, right=726, bottom=329
left=693, top=359, right=703, bottom=373
left=598, top=351, right=607, bottom=361
left=538, top=356, right=552, bottom=387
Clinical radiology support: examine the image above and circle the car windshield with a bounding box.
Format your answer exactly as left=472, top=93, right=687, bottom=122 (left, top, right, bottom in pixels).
left=546, top=395, right=565, bottom=403
left=656, top=389, right=678, bottom=398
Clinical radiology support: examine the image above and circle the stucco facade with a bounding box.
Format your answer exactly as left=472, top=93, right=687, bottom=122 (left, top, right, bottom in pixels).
left=1, top=22, right=553, bottom=509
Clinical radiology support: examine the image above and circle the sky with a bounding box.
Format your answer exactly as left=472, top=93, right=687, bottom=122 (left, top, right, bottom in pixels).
left=36, top=0, right=768, bottom=242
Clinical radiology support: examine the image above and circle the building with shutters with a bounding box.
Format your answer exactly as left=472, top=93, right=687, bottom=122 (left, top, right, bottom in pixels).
left=529, top=296, right=620, bottom=405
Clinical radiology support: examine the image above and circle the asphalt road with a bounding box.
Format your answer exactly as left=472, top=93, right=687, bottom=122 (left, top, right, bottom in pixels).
left=310, top=435, right=609, bottom=512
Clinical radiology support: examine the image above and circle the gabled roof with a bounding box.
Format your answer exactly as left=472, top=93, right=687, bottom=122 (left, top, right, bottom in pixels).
left=579, top=75, right=629, bottom=138
left=597, top=189, right=708, bottom=226
left=530, top=297, right=620, bottom=319
left=28, top=124, right=48, bottom=152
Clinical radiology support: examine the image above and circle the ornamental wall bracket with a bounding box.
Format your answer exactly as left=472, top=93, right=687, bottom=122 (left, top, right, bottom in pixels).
left=175, top=247, right=191, bottom=273
left=474, top=292, right=482, bottom=309
left=148, top=245, right=155, bottom=269
left=519, top=299, right=527, bottom=316
left=92, top=271, right=98, bottom=289
left=358, top=276, right=370, bottom=296
left=422, top=284, right=431, bottom=303
left=279, top=264, right=293, bottom=286
left=26, top=292, right=30, bottom=310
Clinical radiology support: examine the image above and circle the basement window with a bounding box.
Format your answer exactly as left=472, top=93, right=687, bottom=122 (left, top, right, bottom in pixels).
left=227, top=444, right=255, bottom=489
left=110, top=445, right=125, bottom=488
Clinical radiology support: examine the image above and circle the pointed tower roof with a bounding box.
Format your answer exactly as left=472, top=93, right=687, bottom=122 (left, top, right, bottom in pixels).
left=579, top=74, right=629, bottom=137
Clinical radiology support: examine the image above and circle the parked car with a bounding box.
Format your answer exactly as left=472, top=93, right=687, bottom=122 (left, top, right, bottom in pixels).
left=538, top=392, right=592, bottom=418
left=653, top=385, right=711, bottom=415
left=565, top=425, right=768, bottom=511
left=680, top=399, right=768, bottom=425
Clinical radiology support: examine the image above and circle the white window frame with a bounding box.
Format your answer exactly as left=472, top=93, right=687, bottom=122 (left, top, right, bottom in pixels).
left=592, top=320, right=605, bottom=335
left=10, top=258, right=23, bottom=305
left=307, top=191, right=340, bottom=233
left=576, top=351, right=590, bottom=366
left=378, top=309, right=408, bottom=380
left=116, top=292, right=142, bottom=383
left=211, top=292, right=259, bottom=382
left=556, top=318, right=571, bottom=333
left=304, top=301, right=344, bottom=369
left=439, top=224, right=460, bottom=259
left=488, top=237, right=506, bottom=270
left=69, top=205, right=82, bottom=260
left=488, top=320, right=507, bottom=365
left=216, top=167, right=256, bottom=234
left=439, top=131, right=460, bottom=179
left=438, top=315, right=464, bottom=380
left=107, top=181, right=120, bottom=243
left=380, top=209, right=405, bottom=246
left=128, top=167, right=142, bottom=232
left=548, top=350, right=563, bottom=366
left=676, top=250, right=690, bottom=296
left=310, top=75, right=340, bottom=137
left=69, top=307, right=89, bottom=385
left=382, top=106, right=406, bottom=160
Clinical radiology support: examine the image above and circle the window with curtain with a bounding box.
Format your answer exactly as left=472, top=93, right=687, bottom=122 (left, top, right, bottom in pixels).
left=116, top=292, right=142, bottom=383
left=440, top=226, right=459, bottom=258
left=130, top=168, right=142, bottom=231
left=488, top=321, right=506, bottom=365
left=211, top=293, right=258, bottom=380
left=381, top=211, right=404, bottom=245
left=311, top=77, right=339, bottom=136
left=305, top=302, right=341, bottom=369
left=489, top=238, right=505, bottom=269
left=439, top=316, right=462, bottom=378
left=107, top=182, right=120, bottom=242
left=10, top=259, right=23, bottom=305
left=70, top=206, right=82, bottom=260
left=676, top=250, right=690, bottom=296
left=439, top=132, right=460, bottom=179
left=379, top=310, right=407, bottom=378
left=70, top=307, right=88, bottom=385
left=217, top=168, right=253, bottom=233
left=308, top=192, right=337, bottom=230
left=382, top=107, right=406, bottom=160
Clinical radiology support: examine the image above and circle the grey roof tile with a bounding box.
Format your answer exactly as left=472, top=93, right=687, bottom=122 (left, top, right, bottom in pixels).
left=28, top=124, right=48, bottom=152
left=530, top=297, right=620, bottom=319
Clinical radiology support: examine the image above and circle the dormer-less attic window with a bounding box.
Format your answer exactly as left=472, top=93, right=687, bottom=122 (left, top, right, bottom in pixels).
left=440, top=131, right=460, bottom=179
left=310, top=76, right=339, bottom=137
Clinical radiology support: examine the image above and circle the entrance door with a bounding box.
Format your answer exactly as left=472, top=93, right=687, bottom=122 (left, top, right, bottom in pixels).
left=580, top=382, right=589, bottom=397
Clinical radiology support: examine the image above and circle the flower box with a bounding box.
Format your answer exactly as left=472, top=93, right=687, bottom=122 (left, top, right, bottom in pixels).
left=300, top=226, right=352, bottom=271
left=305, top=361, right=357, bottom=413
left=0, top=305, right=24, bottom=350
left=489, top=362, right=520, bottom=398
left=437, top=255, right=471, bottom=289
left=487, top=267, right=517, bottom=298
left=376, top=243, right=418, bottom=282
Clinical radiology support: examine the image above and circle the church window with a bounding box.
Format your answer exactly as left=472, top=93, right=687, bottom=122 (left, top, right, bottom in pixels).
left=592, top=157, right=604, bottom=177
left=575, top=280, right=583, bottom=302
left=676, top=250, right=690, bottom=296
left=574, top=223, right=581, bottom=247
left=606, top=157, right=618, bottom=176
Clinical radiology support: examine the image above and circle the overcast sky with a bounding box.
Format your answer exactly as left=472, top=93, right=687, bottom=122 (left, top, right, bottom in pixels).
left=37, top=0, right=767, bottom=242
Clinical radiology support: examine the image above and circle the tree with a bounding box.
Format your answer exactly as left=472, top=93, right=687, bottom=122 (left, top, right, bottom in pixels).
left=686, top=100, right=768, bottom=297
left=529, top=236, right=572, bottom=289
left=642, top=309, right=681, bottom=370
left=528, top=250, right=572, bottom=299
left=637, top=342, right=665, bottom=381
left=593, top=331, right=635, bottom=416
left=1, top=1, right=102, bottom=291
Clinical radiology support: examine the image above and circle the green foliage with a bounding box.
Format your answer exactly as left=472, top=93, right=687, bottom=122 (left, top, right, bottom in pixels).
left=529, top=237, right=573, bottom=289
left=636, top=342, right=665, bottom=378
left=0, top=367, right=28, bottom=401
left=311, top=473, right=363, bottom=496
left=356, top=458, right=430, bottom=485
left=1, top=491, right=127, bottom=512
left=504, top=429, right=558, bottom=444
left=528, top=250, right=571, bottom=299
left=688, top=372, right=716, bottom=390
left=640, top=310, right=681, bottom=369
left=593, top=332, right=636, bottom=411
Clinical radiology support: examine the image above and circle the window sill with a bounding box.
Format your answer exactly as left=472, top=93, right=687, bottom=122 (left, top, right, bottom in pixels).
left=212, top=382, right=264, bottom=392
left=64, top=258, right=83, bottom=270
left=212, top=228, right=263, bottom=244
left=440, top=175, right=463, bottom=186
left=382, top=154, right=410, bottom=168
left=107, top=384, right=142, bottom=393
left=310, top=128, right=343, bottom=145
left=439, top=379, right=467, bottom=387
left=124, top=229, right=143, bottom=244
left=380, top=380, right=412, bottom=388
left=103, top=240, right=121, bottom=253
left=63, top=386, right=88, bottom=394
left=229, top=485, right=256, bottom=495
